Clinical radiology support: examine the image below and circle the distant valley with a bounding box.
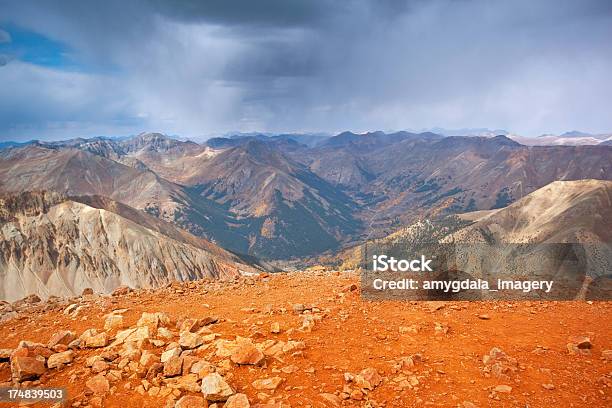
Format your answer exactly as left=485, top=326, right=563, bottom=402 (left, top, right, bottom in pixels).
left=1, top=131, right=611, bottom=263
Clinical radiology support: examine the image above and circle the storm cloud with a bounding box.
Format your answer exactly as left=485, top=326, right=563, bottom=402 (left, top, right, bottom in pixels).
left=1, top=0, right=611, bottom=140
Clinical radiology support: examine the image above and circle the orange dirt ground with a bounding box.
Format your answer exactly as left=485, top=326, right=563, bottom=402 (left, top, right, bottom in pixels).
left=0, top=271, right=610, bottom=408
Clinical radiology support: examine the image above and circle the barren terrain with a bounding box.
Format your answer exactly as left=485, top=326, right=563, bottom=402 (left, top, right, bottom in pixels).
left=0, top=272, right=609, bottom=408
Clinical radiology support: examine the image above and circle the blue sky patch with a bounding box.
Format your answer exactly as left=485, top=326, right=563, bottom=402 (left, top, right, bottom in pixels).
left=0, top=24, right=79, bottom=70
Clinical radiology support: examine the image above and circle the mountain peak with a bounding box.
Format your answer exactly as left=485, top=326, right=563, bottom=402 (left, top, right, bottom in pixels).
left=122, top=132, right=200, bottom=154
left=491, top=134, right=522, bottom=146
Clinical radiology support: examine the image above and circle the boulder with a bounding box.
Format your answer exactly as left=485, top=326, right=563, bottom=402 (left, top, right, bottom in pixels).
left=47, top=350, right=74, bottom=369
left=80, top=329, right=109, bottom=348
left=104, top=314, right=124, bottom=331
left=11, top=355, right=46, bottom=381
left=48, top=330, right=76, bottom=348
left=201, top=372, right=235, bottom=401
left=179, top=332, right=204, bottom=350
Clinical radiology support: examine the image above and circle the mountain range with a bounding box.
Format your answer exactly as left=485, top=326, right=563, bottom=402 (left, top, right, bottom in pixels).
left=1, top=131, right=611, bottom=262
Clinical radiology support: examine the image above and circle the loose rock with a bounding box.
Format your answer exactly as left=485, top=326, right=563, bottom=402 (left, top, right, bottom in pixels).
left=175, top=395, right=206, bottom=408
left=47, top=350, right=74, bottom=369
left=231, top=340, right=264, bottom=365
left=86, top=374, right=110, bottom=395
left=225, top=393, right=251, bottom=408
left=201, top=372, right=235, bottom=401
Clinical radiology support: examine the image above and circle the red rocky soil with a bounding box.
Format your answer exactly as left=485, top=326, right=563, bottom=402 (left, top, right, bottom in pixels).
left=0, top=271, right=610, bottom=408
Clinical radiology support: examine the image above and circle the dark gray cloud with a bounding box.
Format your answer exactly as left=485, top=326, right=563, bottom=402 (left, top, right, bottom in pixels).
left=0, top=0, right=611, bottom=141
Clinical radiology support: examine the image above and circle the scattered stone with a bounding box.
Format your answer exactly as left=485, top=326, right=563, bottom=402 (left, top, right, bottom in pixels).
left=568, top=335, right=592, bottom=349
left=425, top=301, right=445, bottom=312
left=91, top=360, right=109, bottom=373
left=104, top=314, right=124, bottom=331
left=158, top=327, right=175, bottom=339
left=353, top=367, right=382, bottom=390
left=350, top=389, right=364, bottom=400
left=225, top=393, right=250, bottom=408
left=201, top=373, right=235, bottom=401
left=252, top=377, right=283, bottom=391
left=112, top=285, right=132, bottom=296
left=161, top=347, right=182, bottom=363
left=107, top=370, right=122, bottom=382
left=86, top=374, right=110, bottom=395
left=11, top=356, right=46, bottom=381
left=434, top=322, right=449, bottom=335
left=478, top=314, right=491, bottom=320
left=164, top=356, right=183, bottom=377
left=181, top=355, right=199, bottom=375
left=63, top=304, right=78, bottom=316
left=541, top=383, right=555, bottom=390
left=201, top=316, right=219, bottom=326
left=146, top=363, right=164, bottom=379
left=48, top=331, right=76, bottom=348
left=231, top=340, right=265, bottom=365
left=567, top=335, right=592, bottom=355
left=86, top=355, right=105, bottom=367
left=494, top=384, right=512, bottom=393
left=320, top=393, right=342, bottom=406
left=0, top=348, right=11, bottom=361
left=343, top=283, right=358, bottom=292
left=602, top=350, right=612, bottom=361
left=270, top=322, right=281, bottom=334
left=175, top=395, right=206, bottom=408
left=482, top=347, right=518, bottom=380
left=138, top=312, right=170, bottom=330
left=112, top=326, right=150, bottom=347
left=16, top=294, right=41, bottom=305
left=399, top=325, right=418, bottom=334
left=67, top=339, right=81, bottom=349
left=82, top=288, right=94, bottom=296
left=47, top=350, right=74, bottom=369
left=179, top=332, right=203, bottom=349
left=179, top=318, right=201, bottom=333
left=191, top=360, right=215, bottom=378
left=79, top=329, right=109, bottom=348
left=215, top=340, right=240, bottom=358
left=281, top=365, right=299, bottom=374
left=140, top=350, right=159, bottom=368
